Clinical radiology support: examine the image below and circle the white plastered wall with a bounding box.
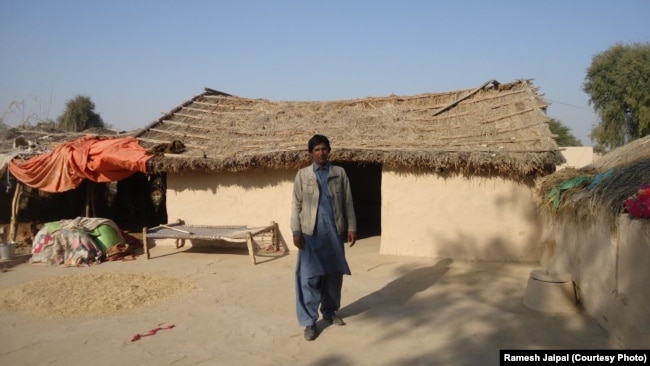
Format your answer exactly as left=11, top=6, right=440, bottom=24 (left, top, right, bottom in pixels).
left=380, top=169, right=542, bottom=261
left=160, top=169, right=295, bottom=249
left=161, top=168, right=543, bottom=262
left=558, top=146, right=594, bottom=169
left=540, top=213, right=650, bottom=348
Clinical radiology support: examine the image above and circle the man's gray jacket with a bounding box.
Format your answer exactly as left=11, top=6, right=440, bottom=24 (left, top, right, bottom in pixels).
left=290, top=164, right=357, bottom=236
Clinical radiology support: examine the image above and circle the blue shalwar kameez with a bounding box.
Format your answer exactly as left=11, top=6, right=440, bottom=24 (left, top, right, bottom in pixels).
left=295, top=164, right=351, bottom=326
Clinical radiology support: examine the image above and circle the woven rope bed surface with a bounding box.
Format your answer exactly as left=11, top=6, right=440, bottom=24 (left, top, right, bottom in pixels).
left=147, top=225, right=265, bottom=240
left=145, top=224, right=270, bottom=241
left=142, top=221, right=280, bottom=264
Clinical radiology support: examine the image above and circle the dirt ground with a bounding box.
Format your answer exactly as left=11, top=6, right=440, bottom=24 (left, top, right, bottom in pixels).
left=0, top=236, right=621, bottom=366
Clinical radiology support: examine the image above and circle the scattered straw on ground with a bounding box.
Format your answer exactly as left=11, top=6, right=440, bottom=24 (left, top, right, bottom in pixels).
left=0, top=272, right=196, bottom=318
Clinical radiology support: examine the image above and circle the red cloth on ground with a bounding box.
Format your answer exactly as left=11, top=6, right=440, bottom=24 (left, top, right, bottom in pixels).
left=8, top=135, right=153, bottom=193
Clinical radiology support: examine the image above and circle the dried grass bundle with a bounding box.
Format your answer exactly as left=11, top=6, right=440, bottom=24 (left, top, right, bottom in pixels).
left=536, top=135, right=650, bottom=227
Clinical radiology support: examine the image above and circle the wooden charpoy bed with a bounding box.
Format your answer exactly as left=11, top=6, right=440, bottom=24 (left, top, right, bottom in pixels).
left=142, top=220, right=280, bottom=265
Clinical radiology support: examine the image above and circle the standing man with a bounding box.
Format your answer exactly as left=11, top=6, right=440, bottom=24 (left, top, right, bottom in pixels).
left=290, top=134, right=357, bottom=341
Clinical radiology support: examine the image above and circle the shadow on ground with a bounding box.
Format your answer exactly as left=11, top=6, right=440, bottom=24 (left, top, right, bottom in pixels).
left=309, top=257, right=618, bottom=366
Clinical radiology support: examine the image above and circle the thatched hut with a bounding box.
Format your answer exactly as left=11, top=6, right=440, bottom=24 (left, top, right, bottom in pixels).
left=535, top=135, right=650, bottom=348
left=135, top=79, right=564, bottom=261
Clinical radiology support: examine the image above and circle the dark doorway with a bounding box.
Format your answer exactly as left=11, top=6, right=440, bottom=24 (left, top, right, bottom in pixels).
left=335, top=162, right=381, bottom=238
left=0, top=172, right=167, bottom=235
left=103, top=172, right=168, bottom=232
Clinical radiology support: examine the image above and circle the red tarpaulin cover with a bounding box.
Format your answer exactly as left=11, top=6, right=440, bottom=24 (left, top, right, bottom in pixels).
left=8, top=135, right=153, bottom=193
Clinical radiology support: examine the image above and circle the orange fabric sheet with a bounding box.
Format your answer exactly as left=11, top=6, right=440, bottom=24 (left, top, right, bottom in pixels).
left=8, top=135, right=153, bottom=193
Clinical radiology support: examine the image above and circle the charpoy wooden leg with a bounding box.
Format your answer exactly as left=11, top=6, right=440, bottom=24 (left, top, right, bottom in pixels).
left=272, top=221, right=279, bottom=251
left=142, top=227, right=150, bottom=260
left=246, top=232, right=256, bottom=265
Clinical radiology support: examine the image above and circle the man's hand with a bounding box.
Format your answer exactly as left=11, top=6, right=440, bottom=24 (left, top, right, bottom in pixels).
left=293, top=234, right=305, bottom=249
left=348, top=231, right=357, bottom=247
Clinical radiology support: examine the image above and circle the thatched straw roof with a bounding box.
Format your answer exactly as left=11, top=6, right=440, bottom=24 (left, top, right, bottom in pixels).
left=135, top=79, right=564, bottom=178
left=536, top=135, right=650, bottom=226
left=0, top=124, right=127, bottom=157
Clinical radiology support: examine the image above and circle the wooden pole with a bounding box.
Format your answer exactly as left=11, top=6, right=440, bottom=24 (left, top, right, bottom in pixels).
left=271, top=221, right=279, bottom=251
left=85, top=181, right=96, bottom=217
left=142, top=226, right=150, bottom=260
left=432, top=79, right=497, bottom=117
left=8, top=182, right=23, bottom=242
left=246, top=232, right=256, bottom=265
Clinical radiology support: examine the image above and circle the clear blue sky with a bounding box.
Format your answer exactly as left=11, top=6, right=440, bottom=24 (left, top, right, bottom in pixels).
left=1, top=0, right=648, bottom=145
